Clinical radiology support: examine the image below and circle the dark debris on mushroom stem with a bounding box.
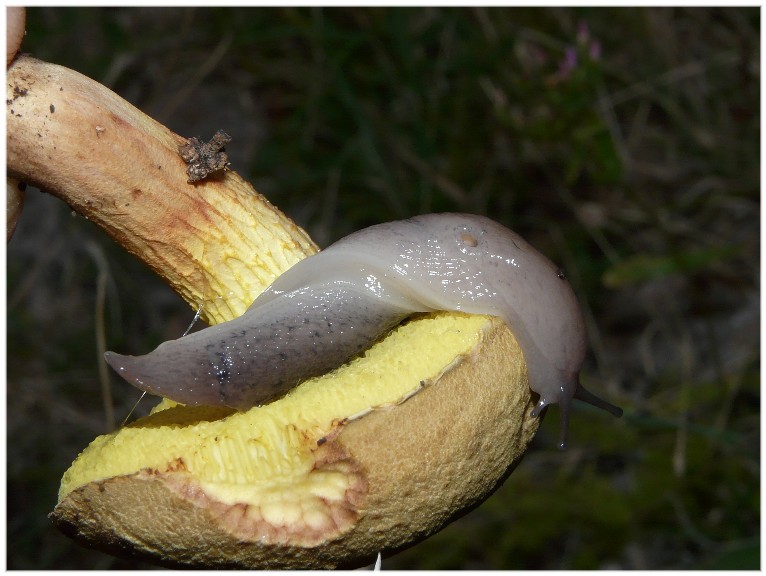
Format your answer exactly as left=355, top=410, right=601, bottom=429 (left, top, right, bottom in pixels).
left=178, top=129, right=232, bottom=183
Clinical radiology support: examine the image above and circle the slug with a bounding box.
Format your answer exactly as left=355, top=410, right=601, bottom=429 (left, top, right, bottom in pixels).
left=105, top=213, right=622, bottom=447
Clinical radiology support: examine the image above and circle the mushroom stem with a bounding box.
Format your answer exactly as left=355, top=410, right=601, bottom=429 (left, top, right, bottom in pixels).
left=6, top=55, right=317, bottom=325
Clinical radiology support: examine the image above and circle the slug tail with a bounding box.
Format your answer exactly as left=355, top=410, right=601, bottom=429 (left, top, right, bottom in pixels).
left=104, top=351, right=148, bottom=388
left=104, top=350, right=174, bottom=402
left=104, top=349, right=231, bottom=407
left=573, top=380, right=623, bottom=418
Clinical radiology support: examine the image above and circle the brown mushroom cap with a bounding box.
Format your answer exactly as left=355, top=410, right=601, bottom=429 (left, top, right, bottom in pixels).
left=52, top=315, right=537, bottom=569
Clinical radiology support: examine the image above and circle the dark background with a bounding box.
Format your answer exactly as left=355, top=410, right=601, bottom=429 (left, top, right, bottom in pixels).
left=7, top=7, right=759, bottom=570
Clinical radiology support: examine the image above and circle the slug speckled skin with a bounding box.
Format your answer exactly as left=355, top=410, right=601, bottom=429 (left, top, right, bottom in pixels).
left=106, top=213, right=622, bottom=447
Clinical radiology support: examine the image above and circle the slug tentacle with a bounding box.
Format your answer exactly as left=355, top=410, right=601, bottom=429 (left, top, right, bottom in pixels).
left=106, top=213, right=622, bottom=444
left=556, top=393, right=573, bottom=451
left=573, top=380, right=624, bottom=418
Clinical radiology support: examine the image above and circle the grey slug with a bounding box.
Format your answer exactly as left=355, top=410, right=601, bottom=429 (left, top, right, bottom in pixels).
left=105, top=213, right=622, bottom=447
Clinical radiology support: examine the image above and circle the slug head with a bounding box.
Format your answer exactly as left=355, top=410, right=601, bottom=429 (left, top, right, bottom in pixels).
left=405, top=214, right=622, bottom=449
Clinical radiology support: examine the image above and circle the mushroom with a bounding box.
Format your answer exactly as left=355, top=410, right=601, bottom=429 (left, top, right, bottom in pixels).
left=7, top=54, right=539, bottom=568
left=6, top=6, right=26, bottom=241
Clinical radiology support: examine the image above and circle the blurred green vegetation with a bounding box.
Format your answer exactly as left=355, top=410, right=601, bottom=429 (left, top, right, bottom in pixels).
left=7, top=7, right=759, bottom=570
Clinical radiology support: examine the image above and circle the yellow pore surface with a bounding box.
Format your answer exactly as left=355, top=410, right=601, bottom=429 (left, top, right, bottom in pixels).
left=59, top=312, right=492, bottom=507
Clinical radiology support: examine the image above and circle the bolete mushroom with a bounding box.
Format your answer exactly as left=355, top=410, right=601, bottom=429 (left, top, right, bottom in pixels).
left=7, top=55, right=540, bottom=568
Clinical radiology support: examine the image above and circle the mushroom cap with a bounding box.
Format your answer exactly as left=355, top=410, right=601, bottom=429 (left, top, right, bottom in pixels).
left=51, top=315, right=539, bottom=569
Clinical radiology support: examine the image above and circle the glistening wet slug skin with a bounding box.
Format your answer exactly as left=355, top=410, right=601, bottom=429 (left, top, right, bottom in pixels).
left=105, top=213, right=622, bottom=447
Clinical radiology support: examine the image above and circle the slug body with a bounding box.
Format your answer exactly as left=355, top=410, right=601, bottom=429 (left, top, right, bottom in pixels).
left=106, top=213, right=621, bottom=446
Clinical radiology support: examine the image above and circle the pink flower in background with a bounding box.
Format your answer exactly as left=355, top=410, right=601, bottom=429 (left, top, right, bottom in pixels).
left=548, top=20, right=601, bottom=85
left=578, top=21, right=602, bottom=61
